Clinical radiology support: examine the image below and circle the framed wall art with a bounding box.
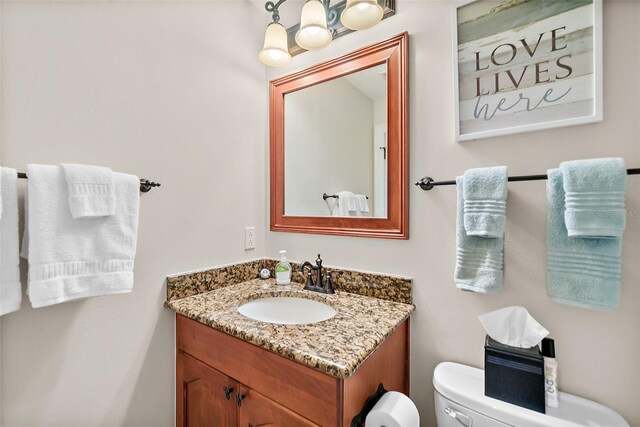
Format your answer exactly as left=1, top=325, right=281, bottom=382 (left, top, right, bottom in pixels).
left=453, top=0, right=603, bottom=141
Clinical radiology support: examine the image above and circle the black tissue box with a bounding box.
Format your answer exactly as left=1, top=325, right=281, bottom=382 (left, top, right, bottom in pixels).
left=484, top=335, right=545, bottom=413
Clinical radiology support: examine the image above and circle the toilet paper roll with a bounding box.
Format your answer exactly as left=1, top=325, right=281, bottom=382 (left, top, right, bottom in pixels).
left=365, top=391, right=420, bottom=427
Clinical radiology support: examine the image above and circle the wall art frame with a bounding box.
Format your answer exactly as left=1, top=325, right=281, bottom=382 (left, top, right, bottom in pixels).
left=452, top=0, right=603, bottom=142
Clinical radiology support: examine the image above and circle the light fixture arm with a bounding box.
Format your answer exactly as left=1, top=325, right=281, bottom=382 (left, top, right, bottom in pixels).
left=264, top=0, right=289, bottom=23
left=322, top=0, right=340, bottom=35
left=265, top=0, right=335, bottom=28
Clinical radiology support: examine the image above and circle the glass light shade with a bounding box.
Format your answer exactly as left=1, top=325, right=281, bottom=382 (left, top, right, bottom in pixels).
left=295, top=0, right=332, bottom=51
left=259, top=23, right=292, bottom=67
left=341, top=0, right=384, bottom=30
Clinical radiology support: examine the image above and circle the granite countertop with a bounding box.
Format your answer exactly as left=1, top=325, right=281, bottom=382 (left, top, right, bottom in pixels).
left=166, top=278, right=415, bottom=379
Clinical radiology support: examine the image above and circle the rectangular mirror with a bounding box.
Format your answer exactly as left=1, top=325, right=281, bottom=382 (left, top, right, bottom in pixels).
left=270, top=33, right=408, bottom=239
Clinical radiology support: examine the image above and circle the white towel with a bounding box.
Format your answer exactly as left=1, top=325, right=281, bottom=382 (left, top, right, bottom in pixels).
left=61, top=163, right=116, bottom=218
left=341, top=191, right=358, bottom=212
left=1, top=168, right=22, bottom=315
left=355, top=194, right=369, bottom=214
left=330, top=198, right=348, bottom=217
left=331, top=191, right=355, bottom=217
left=24, top=164, right=139, bottom=308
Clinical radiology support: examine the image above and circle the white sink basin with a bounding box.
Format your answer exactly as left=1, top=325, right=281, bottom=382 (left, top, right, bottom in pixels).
left=237, top=297, right=337, bottom=325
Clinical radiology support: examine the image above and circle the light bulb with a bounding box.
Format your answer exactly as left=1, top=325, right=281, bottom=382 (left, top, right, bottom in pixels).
left=268, top=50, right=283, bottom=61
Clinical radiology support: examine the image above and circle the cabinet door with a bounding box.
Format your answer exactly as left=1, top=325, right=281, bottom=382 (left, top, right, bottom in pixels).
left=177, top=351, right=238, bottom=427
left=237, top=385, right=320, bottom=427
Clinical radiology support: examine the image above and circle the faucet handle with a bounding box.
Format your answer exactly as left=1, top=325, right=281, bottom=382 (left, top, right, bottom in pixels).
left=323, top=273, right=335, bottom=294
left=303, top=272, right=316, bottom=291
left=315, top=254, right=323, bottom=266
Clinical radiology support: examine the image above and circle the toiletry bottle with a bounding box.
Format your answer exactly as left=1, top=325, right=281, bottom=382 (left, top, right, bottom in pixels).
left=542, top=337, right=559, bottom=408
left=275, top=250, right=292, bottom=285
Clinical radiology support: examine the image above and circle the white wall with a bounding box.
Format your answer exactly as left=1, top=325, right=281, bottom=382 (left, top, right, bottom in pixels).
left=0, top=1, right=266, bottom=425
left=373, top=97, right=386, bottom=126
left=285, top=78, right=374, bottom=216
left=267, top=1, right=640, bottom=425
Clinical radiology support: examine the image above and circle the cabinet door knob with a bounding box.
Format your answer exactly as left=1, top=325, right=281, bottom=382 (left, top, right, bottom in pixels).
left=223, top=386, right=234, bottom=401
left=236, top=392, right=246, bottom=407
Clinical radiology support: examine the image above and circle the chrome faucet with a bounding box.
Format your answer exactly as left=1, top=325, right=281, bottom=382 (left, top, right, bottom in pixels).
left=298, top=254, right=335, bottom=294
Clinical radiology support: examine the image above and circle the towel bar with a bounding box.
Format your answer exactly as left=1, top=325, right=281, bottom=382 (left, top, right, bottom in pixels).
left=16, top=171, right=161, bottom=193
left=323, top=192, right=369, bottom=200
left=415, top=168, right=640, bottom=191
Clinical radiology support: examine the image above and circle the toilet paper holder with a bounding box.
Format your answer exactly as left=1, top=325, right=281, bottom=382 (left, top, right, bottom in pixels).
left=350, top=383, right=388, bottom=427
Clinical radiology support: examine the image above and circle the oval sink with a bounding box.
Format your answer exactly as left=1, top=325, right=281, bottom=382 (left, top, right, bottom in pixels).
left=237, top=297, right=337, bottom=325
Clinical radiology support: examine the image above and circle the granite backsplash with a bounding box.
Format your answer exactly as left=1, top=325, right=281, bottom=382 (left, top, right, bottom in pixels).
left=166, top=258, right=412, bottom=305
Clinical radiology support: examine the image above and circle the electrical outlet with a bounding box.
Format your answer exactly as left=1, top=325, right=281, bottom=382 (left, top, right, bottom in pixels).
left=244, top=227, right=256, bottom=250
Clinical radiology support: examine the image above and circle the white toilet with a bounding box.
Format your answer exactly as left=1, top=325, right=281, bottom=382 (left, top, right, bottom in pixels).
left=433, top=362, right=629, bottom=427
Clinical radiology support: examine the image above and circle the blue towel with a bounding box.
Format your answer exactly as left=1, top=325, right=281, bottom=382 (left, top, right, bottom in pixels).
left=547, top=169, right=622, bottom=310
left=560, top=158, right=626, bottom=238
left=463, top=166, right=508, bottom=238
left=455, top=177, right=503, bottom=293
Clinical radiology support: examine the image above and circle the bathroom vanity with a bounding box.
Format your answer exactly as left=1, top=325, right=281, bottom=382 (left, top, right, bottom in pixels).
left=165, top=260, right=414, bottom=427
left=176, top=313, right=409, bottom=426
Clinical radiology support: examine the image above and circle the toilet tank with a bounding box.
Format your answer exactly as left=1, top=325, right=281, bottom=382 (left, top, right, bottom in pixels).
left=433, top=362, right=629, bottom=427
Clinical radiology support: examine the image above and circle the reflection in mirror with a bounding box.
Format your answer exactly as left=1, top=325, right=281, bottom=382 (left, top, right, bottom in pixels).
left=284, top=64, right=387, bottom=218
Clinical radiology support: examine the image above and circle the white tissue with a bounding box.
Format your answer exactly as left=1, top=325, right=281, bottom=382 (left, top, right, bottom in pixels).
left=479, top=306, right=549, bottom=348
left=365, top=391, right=419, bottom=427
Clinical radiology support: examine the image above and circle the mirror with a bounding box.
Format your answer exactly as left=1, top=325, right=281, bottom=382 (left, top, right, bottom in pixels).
left=270, top=33, right=408, bottom=239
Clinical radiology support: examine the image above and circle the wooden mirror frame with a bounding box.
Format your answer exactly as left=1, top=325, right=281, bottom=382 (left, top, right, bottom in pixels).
left=270, top=32, right=408, bottom=239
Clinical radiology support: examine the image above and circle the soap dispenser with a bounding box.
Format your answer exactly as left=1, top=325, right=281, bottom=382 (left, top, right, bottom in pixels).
left=275, top=250, right=292, bottom=285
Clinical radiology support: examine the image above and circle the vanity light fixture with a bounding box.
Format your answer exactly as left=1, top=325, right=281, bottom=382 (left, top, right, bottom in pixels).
left=259, top=0, right=388, bottom=67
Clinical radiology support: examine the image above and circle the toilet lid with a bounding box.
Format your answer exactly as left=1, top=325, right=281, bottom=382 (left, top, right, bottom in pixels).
left=432, top=362, right=629, bottom=427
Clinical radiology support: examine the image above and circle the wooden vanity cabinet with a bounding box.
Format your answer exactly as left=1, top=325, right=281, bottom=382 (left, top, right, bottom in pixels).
left=177, top=352, right=237, bottom=426
left=176, top=314, right=410, bottom=427
left=237, top=384, right=320, bottom=427
left=178, top=352, right=318, bottom=427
